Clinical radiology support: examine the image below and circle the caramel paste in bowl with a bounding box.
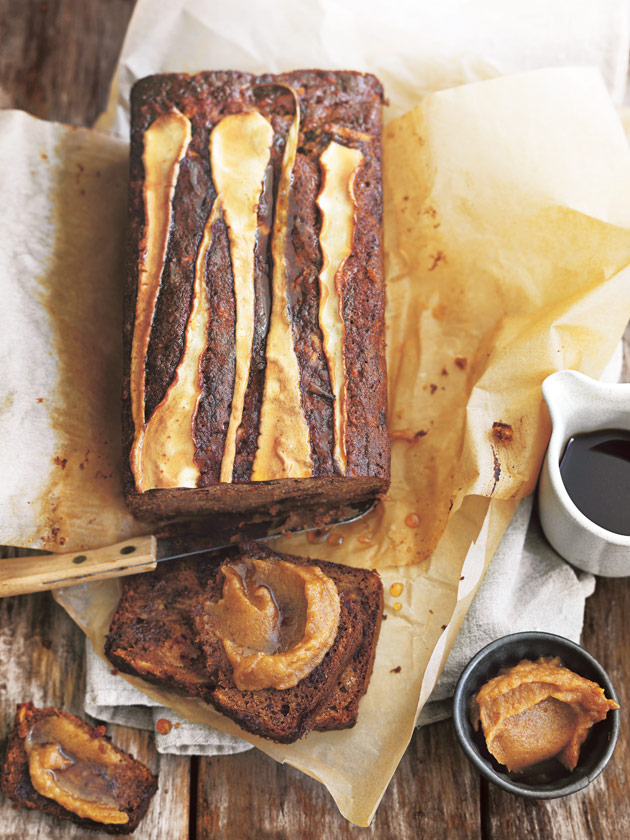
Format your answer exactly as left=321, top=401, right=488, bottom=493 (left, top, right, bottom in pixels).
left=470, top=656, right=619, bottom=774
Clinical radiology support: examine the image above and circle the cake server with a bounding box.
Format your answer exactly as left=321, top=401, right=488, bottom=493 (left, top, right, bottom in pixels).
left=0, top=500, right=374, bottom=597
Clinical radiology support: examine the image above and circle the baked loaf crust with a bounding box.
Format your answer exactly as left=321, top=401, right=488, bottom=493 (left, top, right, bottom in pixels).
left=105, top=542, right=383, bottom=743
left=1, top=703, right=157, bottom=834
left=123, top=69, right=389, bottom=521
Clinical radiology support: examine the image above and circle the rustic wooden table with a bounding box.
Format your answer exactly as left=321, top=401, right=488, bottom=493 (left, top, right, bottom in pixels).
left=1, top=1, right=629, bottom=837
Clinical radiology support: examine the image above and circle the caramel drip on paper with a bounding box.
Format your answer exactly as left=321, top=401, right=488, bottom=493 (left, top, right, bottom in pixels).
left=138, top=202, right=220, bottom=489
left=251, top=94, right=314, bottom=480
left=316, top=142, right=364, bottom=474
left=136, top=111, right=273, bottom=490
left=214, top=112, right=274, bottom=483
left=130, top=110, right=191, bottom=491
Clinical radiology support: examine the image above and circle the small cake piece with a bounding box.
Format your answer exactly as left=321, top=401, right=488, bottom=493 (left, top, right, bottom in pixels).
left=123, top=69, right=389, bottom=522
left=1, top=703, right=157, bottom=834
left=104, top=542, right=383, bottom=743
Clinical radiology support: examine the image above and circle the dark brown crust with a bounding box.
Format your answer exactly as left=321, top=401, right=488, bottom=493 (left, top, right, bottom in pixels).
left=104, top=542, right=383, bottom=743
left=0, top=704, right=157, bottom=835
left=124, top=474, right=384, bottom=521
left=123, top=69, right=389, bottom=519
left=313, top=561, right=384, bottom=730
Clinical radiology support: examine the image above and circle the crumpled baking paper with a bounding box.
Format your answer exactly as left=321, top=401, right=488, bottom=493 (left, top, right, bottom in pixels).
left=2, top=15, right=630, bottom=827
left=98, top=0, right=630, bottom=132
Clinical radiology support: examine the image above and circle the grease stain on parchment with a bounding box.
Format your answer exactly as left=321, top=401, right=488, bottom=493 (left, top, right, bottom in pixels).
left=33, top=127, right=145, bottom=551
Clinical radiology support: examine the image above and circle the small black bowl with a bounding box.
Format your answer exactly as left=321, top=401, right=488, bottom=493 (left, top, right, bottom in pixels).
left=452, top=632, right=620, bottom=799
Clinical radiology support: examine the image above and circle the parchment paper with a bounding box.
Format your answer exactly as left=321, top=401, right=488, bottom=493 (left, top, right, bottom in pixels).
left=97, top=0, right=630, bottom=131
left=2, top=13, right=630, bottom=827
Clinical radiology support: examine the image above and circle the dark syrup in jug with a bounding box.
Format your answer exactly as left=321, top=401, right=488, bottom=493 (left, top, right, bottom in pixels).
left=559, top=429, right=630, bottom=536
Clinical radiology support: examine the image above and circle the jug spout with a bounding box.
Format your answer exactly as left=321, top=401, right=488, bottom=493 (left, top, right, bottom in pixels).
left=542, top=370, right=600, bottom=431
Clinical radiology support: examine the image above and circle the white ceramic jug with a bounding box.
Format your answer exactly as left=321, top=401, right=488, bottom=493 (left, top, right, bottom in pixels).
left=539, top=369, right=630, bottom=577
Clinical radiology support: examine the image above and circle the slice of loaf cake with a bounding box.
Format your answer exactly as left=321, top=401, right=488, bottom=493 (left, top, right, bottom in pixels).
left=105, top=541, right=383, bottom=743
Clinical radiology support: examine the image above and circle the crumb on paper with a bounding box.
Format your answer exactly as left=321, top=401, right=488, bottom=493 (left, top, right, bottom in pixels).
left=53, top=456, right=67, bottom=470
left=390, top=666, right=402, bottom=674
left=428, top=250, right=446, bottom=271
left=156, top=718, right=173, bottom=735
left=389, top=428, right=428, bottom=443
left=454, top=356, right=467, bottom=370
left=492, top=421, right=513, bottom=443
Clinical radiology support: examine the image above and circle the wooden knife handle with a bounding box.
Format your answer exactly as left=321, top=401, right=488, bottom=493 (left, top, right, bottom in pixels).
left=0, top=535, right=158, bottom=598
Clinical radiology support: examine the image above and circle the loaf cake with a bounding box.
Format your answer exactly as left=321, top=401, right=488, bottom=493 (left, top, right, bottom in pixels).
left=105, top=541, right=383, bottom=743
left=123, top=70, right=389, bottom=521
left=1, top=703, right=157, bottom=834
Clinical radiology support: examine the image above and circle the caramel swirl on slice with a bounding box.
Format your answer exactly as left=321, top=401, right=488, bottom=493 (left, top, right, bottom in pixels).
left=317, top=142, right=364, bottom=474
left=251, top=92, right=314, bottom=480
left=130, top=110, right=191, bottom=491
left=215, top=112, right=274, bottom=483
left=135, top=111, right=273, bottom=490
left=26, top=716, right=128, bottom=825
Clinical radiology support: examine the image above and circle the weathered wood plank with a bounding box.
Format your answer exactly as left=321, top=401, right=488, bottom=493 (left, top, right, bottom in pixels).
left=197, top=719, right=481, bottom=839
left=0, top=0, right=135, bottom=126
left=0, top=586, right=191, bottom=839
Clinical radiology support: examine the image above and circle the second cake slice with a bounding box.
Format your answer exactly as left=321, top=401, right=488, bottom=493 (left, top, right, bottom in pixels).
left=105, top=541, right=383, bottom=743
